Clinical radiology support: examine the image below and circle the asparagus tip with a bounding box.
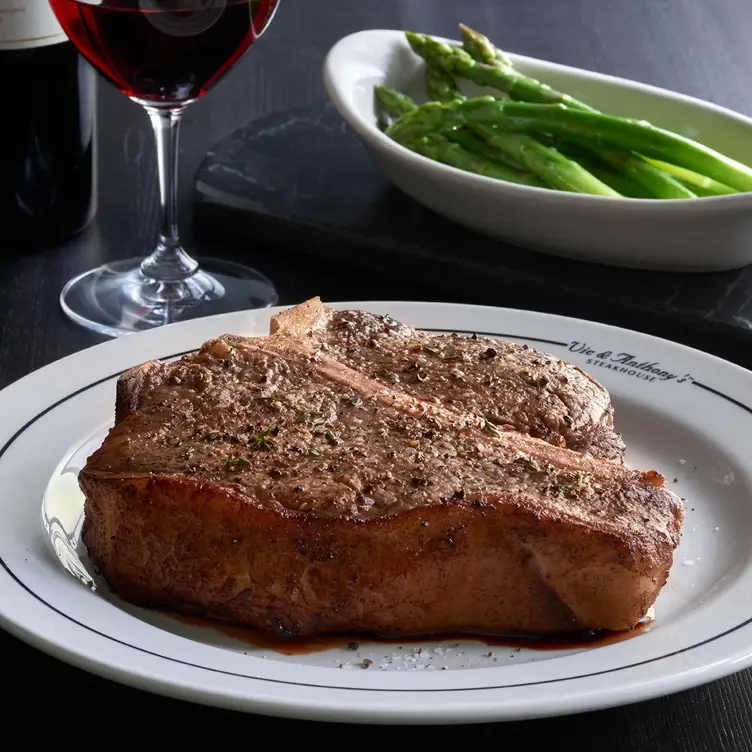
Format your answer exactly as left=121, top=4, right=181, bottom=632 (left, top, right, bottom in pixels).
left=458, top=22, right=480, bottom=41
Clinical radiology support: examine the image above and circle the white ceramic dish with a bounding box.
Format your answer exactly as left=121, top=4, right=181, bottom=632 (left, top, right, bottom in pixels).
left=323, top=29, right=752, bottom=272
left=2, top=301, right=752, bottom=723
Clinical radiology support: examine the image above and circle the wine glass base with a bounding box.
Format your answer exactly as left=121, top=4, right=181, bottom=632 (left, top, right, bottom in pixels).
left=60, top=257, right=279, bottom=338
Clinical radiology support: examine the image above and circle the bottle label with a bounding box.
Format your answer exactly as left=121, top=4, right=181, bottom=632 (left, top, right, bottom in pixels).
left=0, top=0, right=68, bottom=50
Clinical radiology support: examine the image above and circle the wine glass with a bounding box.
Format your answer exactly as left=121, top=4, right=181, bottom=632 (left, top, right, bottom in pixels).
left=48, top=0, right=281, bottom=337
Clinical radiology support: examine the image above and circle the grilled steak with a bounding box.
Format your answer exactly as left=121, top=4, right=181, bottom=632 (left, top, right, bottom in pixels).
left=80, top=301, right=684, bottom=639
left=269, top=297, right=625, bottom=462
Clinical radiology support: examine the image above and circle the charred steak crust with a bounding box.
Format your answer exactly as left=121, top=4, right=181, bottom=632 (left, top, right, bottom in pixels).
left=272, top=300, right=625, bottom=462
left=80, top=303, right=684, bottom=639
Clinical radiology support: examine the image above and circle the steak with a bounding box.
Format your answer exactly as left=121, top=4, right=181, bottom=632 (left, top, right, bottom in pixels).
left=80, top=300, right=684, bottom=639
left=269, top=297, right=626, bottom=461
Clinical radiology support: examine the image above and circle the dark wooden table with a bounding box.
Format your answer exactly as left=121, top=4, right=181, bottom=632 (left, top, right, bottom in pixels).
left=2, top=0, right=751, bottom=746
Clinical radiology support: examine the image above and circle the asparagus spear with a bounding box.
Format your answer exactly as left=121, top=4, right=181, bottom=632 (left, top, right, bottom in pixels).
left=425, top=65, right=540, bottom=179
left=438, top=34, right=618, bottom=196
left=403, top=27, right=695, bottom=197
left=404, top=133, right=547, bottom=187
left=452, top=26, right=699, bottom=198
left=375, top=85, right=417, bottom=115
left=552, top=137, right=696, bottom=198
left=676, top=179, right=719, bottom=198
left=445, top=128, right=539, bottom=175
left=389, top=72, right=618, bottom=195
left=374, top=85, right=417, bottom=130
left=426, top=65, right=467, bottom=102
left=571, top=160, right=652, bottom=199
left=551, top=141, right=656, bottom=198
left=587, top=146, right=696, bottom=199
left=426, top=64, right=560, bottom=182
left=387, top=98, right=752, bottom=192
left=468, top=124, right=620, bottom=196
left=406, top=31, right=596, bottom=111
left=458, top=23, right=512, bottom=67
left=425, top=64, right=466, bottom=103
left=641, top=157, right=738, bottom=196
left=376, top=83, right=543, bottom=186
left=459, top=25, right=740, bottom=194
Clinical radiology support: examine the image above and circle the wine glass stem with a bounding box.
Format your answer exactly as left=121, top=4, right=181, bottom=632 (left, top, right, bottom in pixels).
left=139, top=106, right=199, bottom=283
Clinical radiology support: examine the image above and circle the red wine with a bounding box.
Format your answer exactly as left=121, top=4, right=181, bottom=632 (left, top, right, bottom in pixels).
left=0, top=3, right=97, bottom=250
left=48, top=0, right=278, bottom=104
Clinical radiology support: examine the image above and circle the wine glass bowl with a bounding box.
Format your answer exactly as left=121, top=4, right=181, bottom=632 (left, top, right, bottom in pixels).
left=48, top=0, right=281, bottom=336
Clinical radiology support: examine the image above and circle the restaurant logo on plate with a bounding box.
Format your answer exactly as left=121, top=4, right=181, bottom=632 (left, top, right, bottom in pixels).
left=567, top=341, right=693, bottom=384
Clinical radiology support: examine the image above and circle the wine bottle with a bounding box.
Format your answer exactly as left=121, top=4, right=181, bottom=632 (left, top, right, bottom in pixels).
left=0, top=0, right=97, bottom=250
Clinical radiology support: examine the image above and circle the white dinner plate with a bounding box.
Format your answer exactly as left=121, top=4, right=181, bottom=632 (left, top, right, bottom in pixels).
left=1, top=301, right=751, bottom=724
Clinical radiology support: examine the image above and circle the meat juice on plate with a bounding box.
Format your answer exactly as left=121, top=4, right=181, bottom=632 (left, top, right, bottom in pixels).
left=47, top=0, right=279, bottom=103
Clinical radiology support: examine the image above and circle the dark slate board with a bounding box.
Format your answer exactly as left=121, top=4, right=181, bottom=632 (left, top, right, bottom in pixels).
left=192, top=99, right=752, bottom=365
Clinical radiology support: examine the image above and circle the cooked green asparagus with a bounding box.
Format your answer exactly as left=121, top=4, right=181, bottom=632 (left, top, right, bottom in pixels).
left=550, top=141, right=657, bottom=198
left=424, top=65, right=580, bottom=187
left=458, top=23, right=512, bottom=68
left=374, top=85, right=416, bottom=130
left=443, top=30, right=622, bottom=196
left=641, top=157, right=737, bottom=196
left=452, top=26, right=698, bottom=198
left=468, top=124, right=620, bottom=196
left=444, top=128, right=528, bottom=172
left=403, top=133, right=547, bottom=187
left=378, top=80, right=544, bottom=185
left=553, top=139, right=696, bottom=198
left=406, top=31, right=596, bottom=111
left=387, top=98, right=752, bottom=192
left=373, top=24, right=752, bottom=198
left=425, top=65, right=466, bottom=103
left=584, top=145, right=696, bottom=199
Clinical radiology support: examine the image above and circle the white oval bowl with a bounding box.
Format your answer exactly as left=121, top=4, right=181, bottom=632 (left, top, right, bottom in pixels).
left=322, top=29, right=752, bottom=272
